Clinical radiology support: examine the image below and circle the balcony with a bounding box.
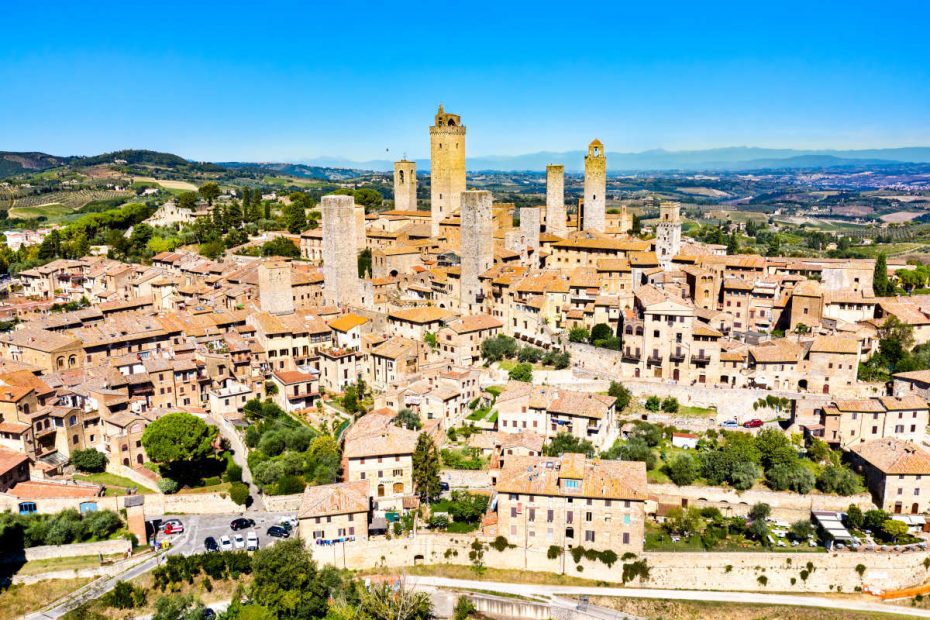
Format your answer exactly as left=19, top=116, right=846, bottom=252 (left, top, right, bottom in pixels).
left=669, top=350, right=685, bottom=362
left=647, top=354, right=663, bottom=365
left=692, top=353, right=711, bottom=364
left=622, top=349, right=641, bottom=362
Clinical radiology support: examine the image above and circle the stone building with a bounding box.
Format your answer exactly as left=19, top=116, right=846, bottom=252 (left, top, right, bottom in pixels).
left=819, top=395, right=929, bottom=448
left=258, top=260, right=294, bottom=316
left=297, top=480, right=370, bottom=544
left=321, top=194, right=360, bottom=307
left=582, top=140, right=606, bottom=232
left=655, top=202, right=681, bottom=270
left=849, top=438, right=930, bottom=514
left=342, top=409, right=418, bottom=511
left=429, top=105, right=466, bottom=238
left=519, top=207, right=541, bottom=267
left=546, top=164, right=567, bottom=238
left=459, top=190, right=494, bottom=314
left=393, top=160, right=417, bottom=212
left=495, top=453, right=647, bottom=554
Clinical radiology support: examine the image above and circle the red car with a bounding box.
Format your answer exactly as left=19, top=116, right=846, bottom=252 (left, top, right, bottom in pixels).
left=743, top=419, right=764, bottom=429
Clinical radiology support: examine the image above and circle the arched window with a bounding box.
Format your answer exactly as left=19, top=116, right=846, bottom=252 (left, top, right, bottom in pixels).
left=377, top=484, right=385, bottom=497
left=393, top=482, right=404, bottom=494
left=57, top=356, right=65, bottom=369
left=69, top=355, right=76, bottom=367
left=398, top=170, right=404, bottom=183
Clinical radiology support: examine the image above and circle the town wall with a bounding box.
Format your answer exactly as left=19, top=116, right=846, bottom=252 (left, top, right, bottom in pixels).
left=0, top=538, right=132, bottom=563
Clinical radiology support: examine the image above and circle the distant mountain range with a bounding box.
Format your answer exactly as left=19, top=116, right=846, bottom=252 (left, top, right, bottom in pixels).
left=4, top=146, right=930, bottom=179
left=303, top=146, right=930, bottom=173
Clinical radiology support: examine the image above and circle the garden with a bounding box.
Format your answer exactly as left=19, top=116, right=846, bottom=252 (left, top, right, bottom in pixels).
left=427, top=491, right=491, bottom=533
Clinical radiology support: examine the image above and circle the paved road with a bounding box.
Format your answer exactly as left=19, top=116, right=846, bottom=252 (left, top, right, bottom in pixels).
left=26, top=511, right=295, bottom=620
left=409, top=576, right=930, bottom=619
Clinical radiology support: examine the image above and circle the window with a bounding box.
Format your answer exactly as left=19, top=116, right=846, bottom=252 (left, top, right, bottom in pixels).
left=528, top=508, right=536, bottom=522
left=622, top=532, right=630, bottom=545
left=19, top=502, right=37, bottom=515
left=565, top=479, right=579, bottom=490
left=624, top=514, right=631, bottom=525
left=585, top=512, right=592, bottom=522
left=584, top=531, right=595, bottom=543
left=511, top=507, right=517, bottom=518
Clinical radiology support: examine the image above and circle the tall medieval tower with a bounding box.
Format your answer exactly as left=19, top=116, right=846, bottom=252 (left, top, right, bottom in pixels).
left=393, top=160, right=417, bottom=212
left=258, top=260, right=294, bottom=315
left=321, top=194, right=360, bottom=307
left=546, top=164, right=567, bottom=237
left=583, top=139, right=606, bottom=232
left=656, top=201, right=682, bottom=270
left=459, top=190, right=493, bottom=314
left=429, top=104, right=466, bottom=238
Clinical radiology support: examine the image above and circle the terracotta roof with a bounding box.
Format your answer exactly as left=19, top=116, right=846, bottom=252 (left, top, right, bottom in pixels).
left=749, top=340, right=803, bottom=364
left=893, top=370, right=930, bottom=385
left=851, top=438, right=930, bottom=475
left=447, top=314, right=502, bottom=334
left=8, top=479, right=101, bottom=499
left=496, top=454, right=648, bottom=501
left=0, top=446, right=28, bottom=475
left=297, top=480, right=369, bottom=518
left=879, top=395, right=929, bottom=411
left=810, top=335, right=859, bottom=355
left=388, top=307, right=453, bottom=324
left=328, top=313, right=369, bottom=333
left=548, top=391, right=614, bottom=420
left=343, top=412, right=419, bottom=458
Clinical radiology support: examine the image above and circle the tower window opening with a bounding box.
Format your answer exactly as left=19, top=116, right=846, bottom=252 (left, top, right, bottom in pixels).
left=448, top=119, right=456, bottom=126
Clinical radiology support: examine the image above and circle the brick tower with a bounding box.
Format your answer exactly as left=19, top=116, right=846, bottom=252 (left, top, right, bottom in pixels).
left=429, top=104, right=466, bottom=238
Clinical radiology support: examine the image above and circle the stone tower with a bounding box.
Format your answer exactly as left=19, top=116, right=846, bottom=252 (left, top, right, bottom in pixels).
left=394, top=160, right=417, bottom=212
left=583, top=139, right=606, bottom=232
left=546, top=164, right=567, bottom=237
left=321, top=194, right=360, bottom=307
left=258, top=259, right=294, bottom=315
left=519, top=206, right=540, bottom=267
left=656, top=201, right=682, bottom=270
left=459, top=190, right=493, bottom=314
left=429, top=104, right=466, bottom=238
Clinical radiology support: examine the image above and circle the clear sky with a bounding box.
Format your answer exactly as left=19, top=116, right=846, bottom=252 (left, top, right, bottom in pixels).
left=1, top=0, right=928, bottom=162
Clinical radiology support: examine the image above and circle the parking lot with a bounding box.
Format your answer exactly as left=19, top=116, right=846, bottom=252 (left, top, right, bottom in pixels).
left=153, top=511, right=297, bottom=555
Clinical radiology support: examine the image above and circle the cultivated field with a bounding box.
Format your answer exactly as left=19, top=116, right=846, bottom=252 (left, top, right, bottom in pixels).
left=9, top=189, right=132, bottom=218
left=132, top=176, right=198, bottom=191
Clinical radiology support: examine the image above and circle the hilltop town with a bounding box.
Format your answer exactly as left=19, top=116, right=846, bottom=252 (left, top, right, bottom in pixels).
left=5, top=106, right=930, bottom=618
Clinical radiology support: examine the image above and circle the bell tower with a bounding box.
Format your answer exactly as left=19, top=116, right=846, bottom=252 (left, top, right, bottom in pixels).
left=429, top=104, right=466, bottom=238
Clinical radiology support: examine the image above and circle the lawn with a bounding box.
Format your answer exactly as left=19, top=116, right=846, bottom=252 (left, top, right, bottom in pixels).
left=588, top=596, right=924, bottom=620
left=8, top=203, right=72, bottom=220
left=75, top=472, right=154, bottom=495
left=178, top=482, right=232, bottom=495
left=379, top=563, right=600, bottom=586
left=676, top=405, right=716, bottom=417
left=0, top=577, right=91, bottom=620
left=15, top=553, right=125, bottom=577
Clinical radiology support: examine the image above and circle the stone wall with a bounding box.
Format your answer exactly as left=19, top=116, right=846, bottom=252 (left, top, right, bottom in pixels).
left=327, top=532, right=928, bottom=594
left=0, top=538, right=132, bottom=563
left=263, top=493, right=304, bottom=512
left=649, top=483, right=873, bottom=521
left=0, top=489, right=240, bottom=516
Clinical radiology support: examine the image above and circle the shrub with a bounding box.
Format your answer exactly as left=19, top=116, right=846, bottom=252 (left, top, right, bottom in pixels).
left=225, top=463, right=243, bottom=483
left=71, top=448, right=107, bottom=473
left=660, top=397, right=679, bottom=413
left=158, top=478, right=179, bottom=494
left=645, top=396, right=661, bottom=411
left=547, top=545, right=562, bottom=559
left=570, top=546, right=585, bottom=564
left=621, top=560, right=650, bottom=584
left=490, top=536, right=512, bottom=552
left=816, top=466, right=859, bottom=496
left=103, top=581, right=146, bottom=609
left=856, top=563, right=866, bottom=577
left=518, top=347, right=543, bottom=363
left=508, top=363, right=533, bottom=383
left=275, top=475, right=305, bottom=495
left=757, top=575, right=768, bottom=586
left=428, top=514, right=450, bottom=530
left=229, top=482, right=250, bottom=506
left=600, top=549, right=618, bottom=567
left=568, top=326, right=590, bottom=343
left=764, top=462, right=814, bottom=493
left=667, top=453, right=699, bottom=486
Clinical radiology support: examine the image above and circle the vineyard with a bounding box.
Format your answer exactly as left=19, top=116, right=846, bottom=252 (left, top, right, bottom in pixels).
left=8, top=189, right=132, bottom=218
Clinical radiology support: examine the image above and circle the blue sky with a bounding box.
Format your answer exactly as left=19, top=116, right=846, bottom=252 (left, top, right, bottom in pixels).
left=1, top=0, right=928, bottom=162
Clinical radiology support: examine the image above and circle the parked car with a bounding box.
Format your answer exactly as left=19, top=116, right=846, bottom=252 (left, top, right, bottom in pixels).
left=720, top=419, right=739, bottom=429
left=279, top=520, right=293, bottom=532
left=233, top=534, right=245, bottom=549
left=231, top=517, right=256, bottom=531
left=439, top=481, right=450, bottom=492
left=203, top=609, right=216, bottom=619
left=246, top=531, right=259, bottom=551
left=267, top=525, right=290, bottom=539
left=220, top=535, right=233, bottom=551
left=161, top=519, right=184, bottom=534
left=204, top=537, right=219, bottom=553
left=743, top=418, right=764, bottom=428
left=280, top=517, right=298, bottom=530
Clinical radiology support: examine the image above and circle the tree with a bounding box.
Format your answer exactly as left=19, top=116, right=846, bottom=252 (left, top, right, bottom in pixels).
left=178, top=192, right=198, bottom=210
left=660, top=397, right=679, bottom=413
left=754, top=428, right=798, bottom=470
left=71, top=448, right=107, bottom=473
left=453, top=596, right=477, bottom=620
left=874, top=253, right=890, bottom=296
left=881, top=518, right=909, bottom=542
left=604, top=437, right=657, bottom=470
left=726, top=232, right=739, bottom=255
left=645, top=396, right=661, bottom=411
left=664, top=507, right=706, bottom=537
left=864, top=509, right=890, bottom=533
left=481, top=335, right=518, bottom=362
left=543, top=432, right=595, bottom=458
left=667, top=453, right=700, bottom=486
left=359, top=578, right=433, bottom=620
left=508, top=362, right=533, bottom=383
left=261, top=237, right=300, bottom=258
left=152, top=594, right=204, bottom=620
left=353, top=188, right=384, bottom=212
left=199, top=182, right=221, bottom=205
left=568, top=326, right=590, bottom=343
left=468, top=540, right=486, bottom=575
left=764, top=462, right=815, bottom=493
left=788, top=520, right=814, bottom=541
left=412, top=434, right=441, bottom=502
left=250, top=539, right=333, bottom=620
left=608, top=381, right=631, bottom=411
left=283, top=201, right=308, bottom=234
left=728, top=461, right=759, bottom=491
left=846, top=504, right=864, bottom=530
left=749, top=502, right=771, bottom=522
left=394, top=408, right=422, bottom=430
left=141, top=412, right=217, bottom=467
left=230, top=482, right=250, bottom=506
left=816, top=466, right=860, bottom=496
left=38, top=229, right=61, bottom=260
left=590, top=323, right=613, bottom=344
